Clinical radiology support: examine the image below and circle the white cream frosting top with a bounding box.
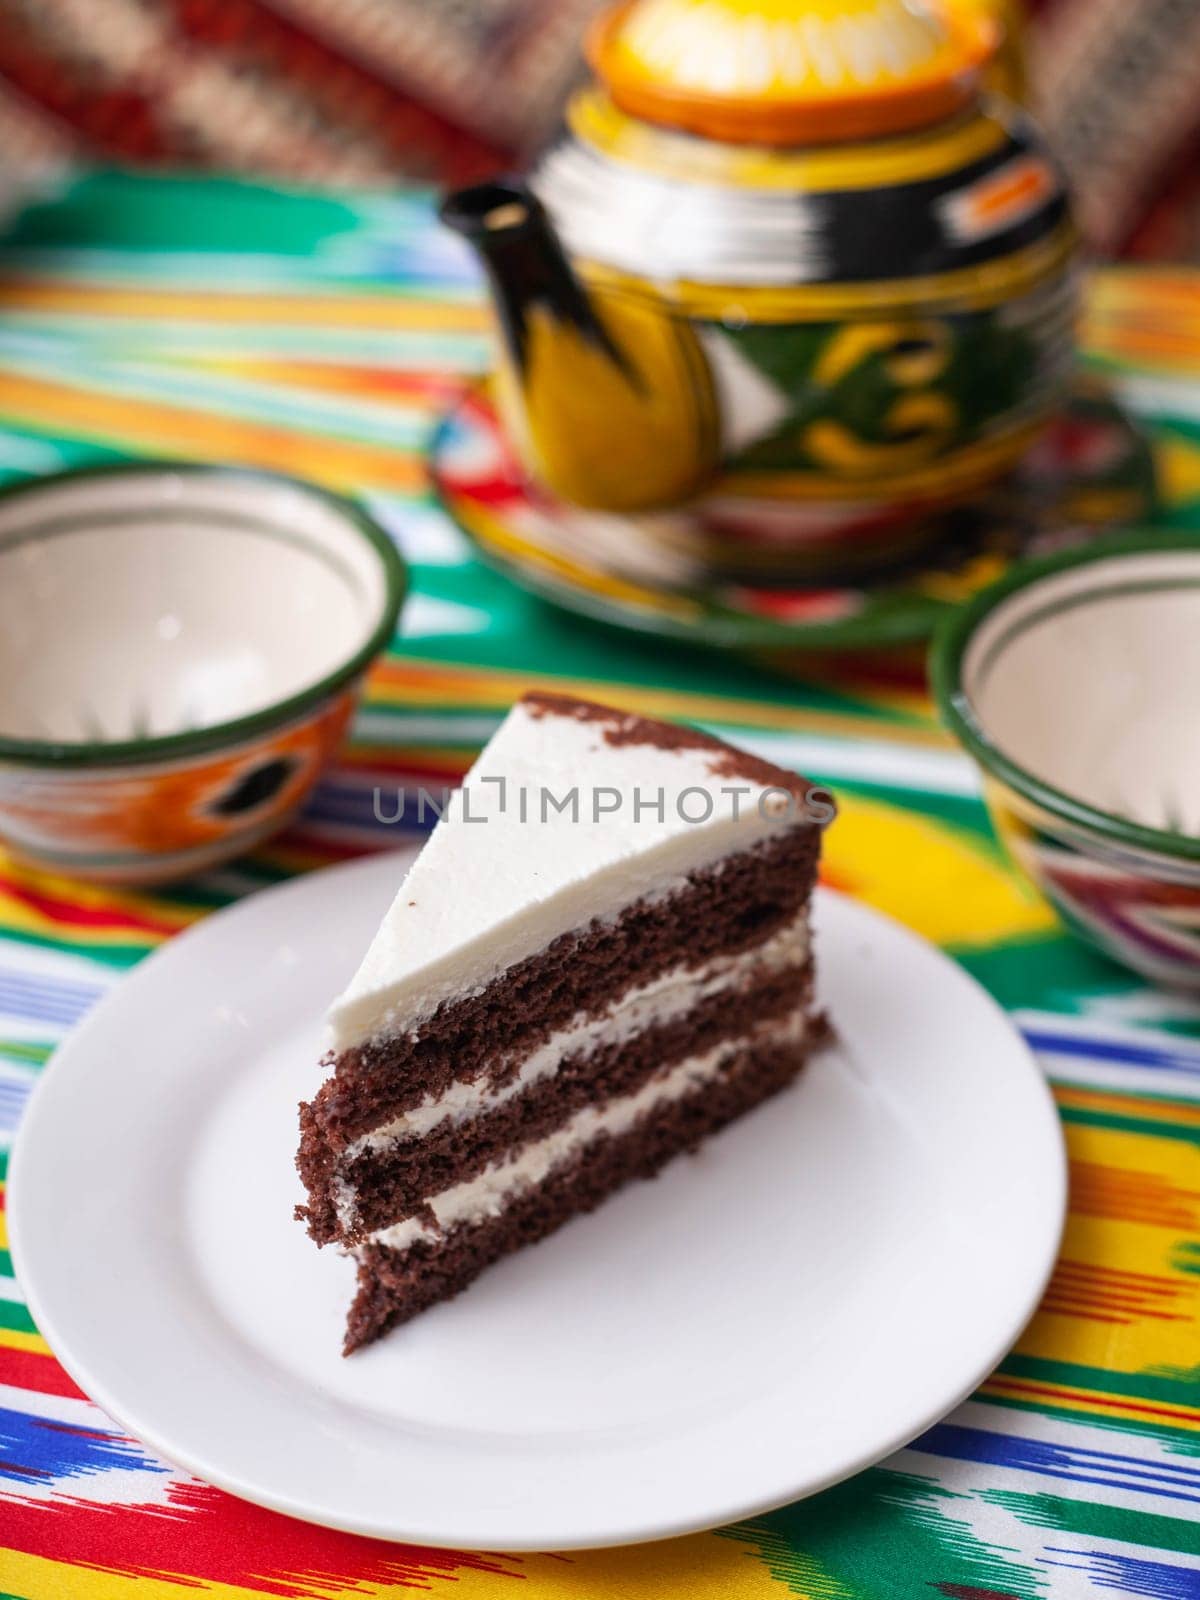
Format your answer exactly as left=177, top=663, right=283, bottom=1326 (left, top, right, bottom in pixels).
left=328, top=698, right=807, bottom=1053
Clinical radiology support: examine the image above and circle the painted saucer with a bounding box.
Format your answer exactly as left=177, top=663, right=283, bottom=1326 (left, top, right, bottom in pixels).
left=430, top=379, right=1157, bottom=652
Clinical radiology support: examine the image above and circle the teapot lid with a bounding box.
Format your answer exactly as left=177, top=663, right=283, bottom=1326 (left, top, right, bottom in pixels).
left=587, top=0, right=998, bottom=145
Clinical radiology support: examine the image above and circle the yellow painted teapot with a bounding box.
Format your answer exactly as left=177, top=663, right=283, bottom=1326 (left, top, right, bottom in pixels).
left=442, top=0, right=1074, bottom=542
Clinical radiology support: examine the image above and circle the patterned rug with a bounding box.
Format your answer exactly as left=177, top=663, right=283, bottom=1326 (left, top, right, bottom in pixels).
left=2, top=0, right=1200, bottom=256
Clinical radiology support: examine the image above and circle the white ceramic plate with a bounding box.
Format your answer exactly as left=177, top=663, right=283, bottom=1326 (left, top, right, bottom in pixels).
left=10, top=852, right=1065, bottom=1551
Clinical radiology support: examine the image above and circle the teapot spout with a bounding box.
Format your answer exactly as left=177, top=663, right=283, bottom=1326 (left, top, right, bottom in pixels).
left=439, top=179, right=717, bottom=511
left=440, top=179, right=627, bottom=387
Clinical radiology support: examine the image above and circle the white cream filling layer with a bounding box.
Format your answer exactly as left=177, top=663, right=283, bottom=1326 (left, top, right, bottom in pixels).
left=341, top=912, right=810, bottom=1164
left=356, top=1009, right=808, bottom=1259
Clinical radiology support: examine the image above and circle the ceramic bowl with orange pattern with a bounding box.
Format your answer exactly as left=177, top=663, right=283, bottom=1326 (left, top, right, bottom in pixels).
left=932, top=534, right=1200, bottom=989
left=0, top=464, right=405, bottom=884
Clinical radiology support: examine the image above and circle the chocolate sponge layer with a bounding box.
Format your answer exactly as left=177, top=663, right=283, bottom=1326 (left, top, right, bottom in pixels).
left=343, top=1025, right=819, bottom=1353
left=297, top=825, right=819, bottom=1241
left=327, top=961, right=813, bottom=1243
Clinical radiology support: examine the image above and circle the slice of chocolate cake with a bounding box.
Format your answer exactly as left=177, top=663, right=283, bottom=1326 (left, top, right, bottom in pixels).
left=297, top=693, right=831, bottom=1352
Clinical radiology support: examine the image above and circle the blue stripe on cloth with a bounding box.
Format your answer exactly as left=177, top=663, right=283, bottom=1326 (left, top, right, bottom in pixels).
left=0, top=1077, right=32, bottom=1133
left=1043, top=1549, right=1200, bottom=1597
left=913, top=1425, right=1200, bottom=1504
left=0, top=969, right=103, bottom=1026
left=1022, top=1028, right=1200, bottom=1077
left=302, top=804, right=440, bottom=839
left=305, top=783, right=451, bottom=831
left=0, top=1405, right=169, bottom=1484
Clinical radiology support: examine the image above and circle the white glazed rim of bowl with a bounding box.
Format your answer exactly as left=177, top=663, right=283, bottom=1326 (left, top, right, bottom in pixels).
left=931, top=531, right=1200, bottom=864
left=0, top=462, right=406, bottom=767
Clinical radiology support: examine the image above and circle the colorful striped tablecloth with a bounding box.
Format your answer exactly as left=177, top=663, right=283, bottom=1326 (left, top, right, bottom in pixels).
left=1, top=172, right=1199, bottom=1600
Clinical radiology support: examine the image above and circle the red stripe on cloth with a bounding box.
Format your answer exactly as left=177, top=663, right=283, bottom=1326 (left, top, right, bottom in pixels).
left=989, top=1376, right=1200, bottom=1425
left=0, top=874, right=181, bottom=942
left=0, top=1479, right=524, bottom=1594
left=0, top=1347, right=87, bottom=1402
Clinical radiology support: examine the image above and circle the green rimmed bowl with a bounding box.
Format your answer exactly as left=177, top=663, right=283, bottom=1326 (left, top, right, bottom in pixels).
left=0, top=463, right=405, bottom=884
left=931, top=533, right=1200, bottom=989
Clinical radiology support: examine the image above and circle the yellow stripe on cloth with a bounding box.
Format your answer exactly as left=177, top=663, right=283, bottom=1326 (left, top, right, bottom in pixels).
left=0, top=1327, right=52, bottom=1357
left=0, top=1532, right=793, bottom=1600
left=980, top=1373, right=1200, bottom=1437
left=1054, top=1083, right=1200, bottom=1128
left=1152, top=432, right=1200, bottom=510
left=0, top=855, right=200, bottom=948
left=1012, top=1112, right=1200, bottom=1399
left=821, top=792, right=1057, bottom=948
left=368, top=661, right=948, bottom=749
left=0, top=373, right=426, bottom=495
left=0, top=1555, right=337, bottom=1600
left=1086, top=268, right=1200, bottom=374
left=0, top=279, right=489, bottom=333
left=514, top=1536, right=807, bottom=1597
